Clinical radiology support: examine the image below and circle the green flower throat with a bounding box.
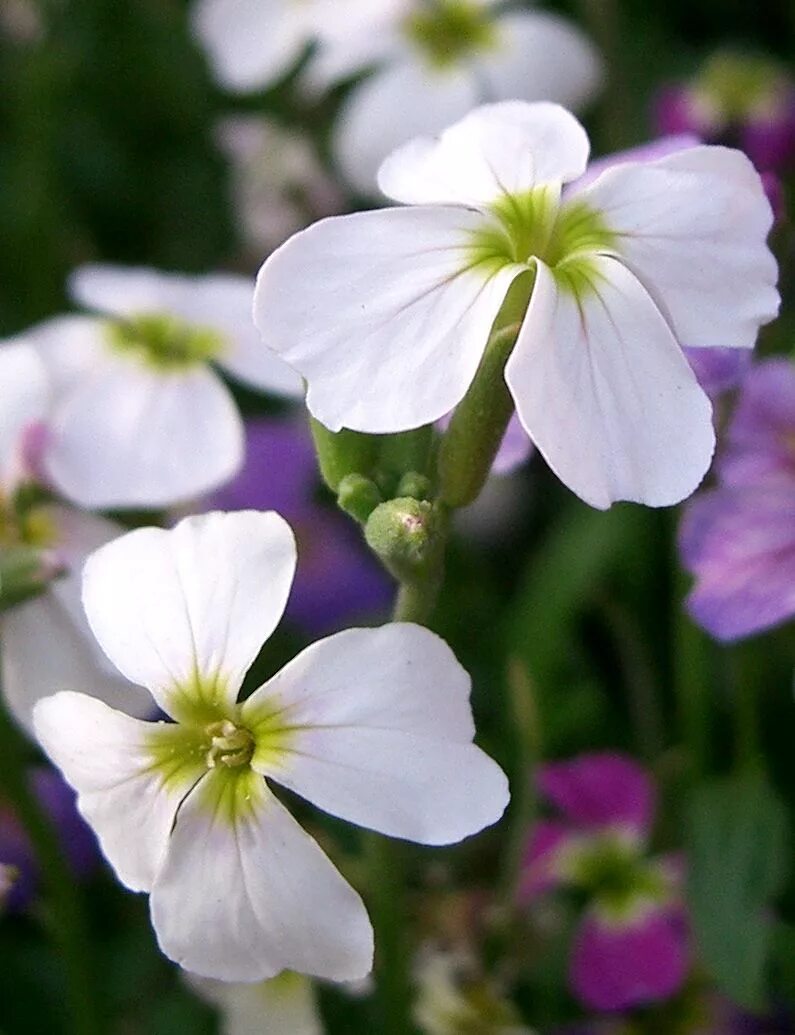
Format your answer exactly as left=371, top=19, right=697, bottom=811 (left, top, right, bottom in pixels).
left=404, top=0, right=497, bottom=69
left=470, top=186, right=617, bottom=297
left=107, top=313, right=224, bottom=371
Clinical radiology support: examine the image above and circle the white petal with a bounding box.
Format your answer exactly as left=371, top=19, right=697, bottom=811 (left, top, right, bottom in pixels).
left=0, top=342, right=49, bottom=489
left=377, top=100, right=590, bottom=207
left=333, top=60, right=481, bottom=196
left=69, top=266, right=302, bottom=398
left=191, top=0, right=305, bottom=93
left=33, top=692, right=202, bottom=892
left=1, top=506, right=150, bottom=733
left=150, top=773, right=373, bottom=982
left=254, top=206, right=523, bottom=433
left=69, top=265, right=183, bottom=319
left=44, top=355, right=243, bottom=508
left=305, top=0, right=406, bottom=90
left=17, top=314, right=108, bottom=399
left=188, top=973, right=323, bottom=1035
left=505, top=257, right=715, bottom=509
left=81, top=511, right=296, bottom=718
left=178, top=273, right=303, bottom=397
left=478, top=11, right=603, bottom=112
left=243, top=625, right=509, bottom=846
left=577, top=146, right=779, bottom=348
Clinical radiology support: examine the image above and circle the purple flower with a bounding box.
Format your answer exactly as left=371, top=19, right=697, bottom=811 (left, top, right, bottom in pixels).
left=207, top=417, right=391, bottom=634
left=683, top=348, right=752, bottom=402
left=681, top=360, right=795, bottom=641
left=0, top=767, right=98, bottom=912
left=654, top=53, right=795, bottom=176
left=520, top=754, right=688, bottom=1013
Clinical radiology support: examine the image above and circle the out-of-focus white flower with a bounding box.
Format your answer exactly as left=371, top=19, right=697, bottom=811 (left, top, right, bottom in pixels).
left=255, top=101, right=779, bottom=509
left=0, top=344, right=148, bottom=731
left=193, top=0, right=602, bottom=194
left=34, top=511, right=509, bottom=982
left=17, top=266, right=302, bottom=509
left=216, top=116, right=344, bottom=254
left=188, top=971, right=323, bottom=1035
left=326, top=0, right=604, bottom=194
left=414, top=947, right=534, bottom=1035
left=192, top=0, right=405, bottom=94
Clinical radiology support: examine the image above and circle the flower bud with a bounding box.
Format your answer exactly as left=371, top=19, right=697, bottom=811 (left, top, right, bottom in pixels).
left=337, top=473, right=382, bottom=524
left=364, top=498, right=445, bottom=584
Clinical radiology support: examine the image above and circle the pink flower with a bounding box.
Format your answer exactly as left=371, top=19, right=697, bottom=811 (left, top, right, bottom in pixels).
left=520, top=753, right=688, bottom=1012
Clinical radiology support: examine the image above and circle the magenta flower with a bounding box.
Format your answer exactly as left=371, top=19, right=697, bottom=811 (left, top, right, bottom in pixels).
left=520, top=753, right=688, bottom=1013
left=681, top=359, right=795, bottom=641
left=207, top=416, right=391, bottom=634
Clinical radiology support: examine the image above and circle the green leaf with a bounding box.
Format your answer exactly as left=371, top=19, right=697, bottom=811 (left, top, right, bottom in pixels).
left=686, top=772, right=790, bottom=1010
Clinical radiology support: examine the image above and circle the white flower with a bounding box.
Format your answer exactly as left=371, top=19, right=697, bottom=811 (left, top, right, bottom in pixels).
left=191, top=0, right=405, bottom=94
left=33, top=510, right=509, bottom=982
left=216, top=116, right=344, bottom=253
left=254, top=101, right=779, bottom=509
left=189, top=972, right=323, bottom=1035
left=325, top=0, right=604, bottom=194
left=0, top=344, right=148, bottom=731
left=193, top=0, right=602, bottom=195
left=18, top=267, right=302, bottom=509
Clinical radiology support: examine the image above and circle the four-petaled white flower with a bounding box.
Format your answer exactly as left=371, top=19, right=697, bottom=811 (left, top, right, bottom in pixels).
left=34, top=510, right=508, bottom=982
left=192, top=0, right=602, bottom=194
left=0, top=344, right=148, bottom=731
left=255, top=101, right=780, bottom=509
left=14, top=265, right=302, bottom=510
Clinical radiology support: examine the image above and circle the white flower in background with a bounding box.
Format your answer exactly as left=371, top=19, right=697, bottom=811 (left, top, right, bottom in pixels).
left=414, top=948, right=534, bottom=1035
left=189, top=972, right=323, bottom=1035
left=193, top=0, right=602, bottom=196
left=34, top=511, right=508, bottom=981
left=192, top=0, right=405, bottom=94
left=216, top=116, right=344, bottom=254
left=255, top=101, right=779, bottom=509
left=0, top=344, right=147, bottom=732
left=324, top=0, right=604, bottom=194
left=16, top=266, right=302, bottom=509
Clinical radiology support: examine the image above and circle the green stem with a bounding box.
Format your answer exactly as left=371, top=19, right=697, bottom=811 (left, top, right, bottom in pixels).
left=673, top=568, right=713, bottom=782
left=0, top=705, right=101, bottom=1034
left=364, top=833, right=416, bottom=1035
left=497, top=659, right=542, bottom=912
left=729, top=642, right=763, bottom=772
left=437, top=319, right=522, bottom=509
left=392, top=575, right=441, bottom=624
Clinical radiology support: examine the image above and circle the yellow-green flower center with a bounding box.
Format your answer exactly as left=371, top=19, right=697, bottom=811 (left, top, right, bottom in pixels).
left=204, top=719, right=255, bottom=769
left=469, top=186, right=617, bottom=298
left=146, top=688, right=296, bottom=824
left=561, top=832, right=672, bottom=924
left=106, top=313, right=225, bottom=371
left=403, top=0, right=497, bottom=70
left=694, top=50, right=792, bottom=123
left=0, top=493, right=57, bottom=550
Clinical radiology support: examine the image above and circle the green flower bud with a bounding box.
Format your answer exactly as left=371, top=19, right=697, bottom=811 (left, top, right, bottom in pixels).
left=364, top=498, right=445, bottom=584
left=337, top=474, right=382, bottom=524
left=395, top=471, right=433, bottom=501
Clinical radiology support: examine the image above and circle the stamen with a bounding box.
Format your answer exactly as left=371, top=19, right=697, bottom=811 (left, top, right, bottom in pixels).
left=204, top=719, right=255, bottom=769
